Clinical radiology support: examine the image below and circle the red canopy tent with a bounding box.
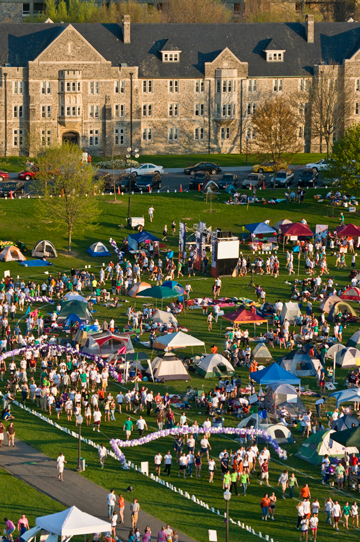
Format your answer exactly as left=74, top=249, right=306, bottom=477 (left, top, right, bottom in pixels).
left=279, top=222, right=313, bottom=237
left=335, top=224, right=360, bottom=237
left=340, top=287, right=360, bottom=301
left=222, top=308, right=268, bottom=334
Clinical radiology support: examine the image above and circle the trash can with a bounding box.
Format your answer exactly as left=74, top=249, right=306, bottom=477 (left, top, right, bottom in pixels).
left=81, top=458, right=86, bottom=471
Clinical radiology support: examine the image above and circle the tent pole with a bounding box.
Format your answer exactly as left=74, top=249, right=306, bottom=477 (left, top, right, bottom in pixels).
left=333, top=352, right=336, bottom=385
left=147, top=359, right=155, bottom=382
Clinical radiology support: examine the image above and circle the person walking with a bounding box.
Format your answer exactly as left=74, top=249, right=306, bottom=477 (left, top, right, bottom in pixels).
left=230, top=469, right=238, bottom=496
left=309, top=514, right=318, bottom=541
left=260, top=494, right=270, bottom=521
left=123, top=416, right=134, bottom=440
left=164, top=451, right=172, bottom=476
left=300, top=517, right=309, bottom=542
left=111, top=511, right=118, bottom=538
left=342, top=502, right=351, bottom=530
left=130, top=499, right=140, bottom=529
left=208, top=457, right=216, bottom=483
left=148, top=206, right=154, bottom=223
left=269, top=492, right=277, bottom=520
left=107, top=489, right=117, bottom=519
left=324, top=498, right=333, bottom=526
left=240, top=471, right=250, bottom=496
left=154, top=452, right=163, bottom=476
left=0, top=421, right=5, bottom=447
left=56, top=452, right=67, bottom=482
left=288, top=472, right=298, bottom=499
left=178, top=452, right=187, bottom=479
left=195, top=451, right=202, bottom=478
left=332, top=500, right=341, bottom=531
left=118, top=494, right=125, bottom=524
left=99, top=444, right=107, bottom=469
left=351, top=501, right=358, bottom=527
left=277, top=469, right=288, bottom=499
left=6, top=422, right=15, bottom=447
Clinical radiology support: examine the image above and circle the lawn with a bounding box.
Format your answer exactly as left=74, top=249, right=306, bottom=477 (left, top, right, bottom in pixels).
left=1, top=187, right=360, bottom=542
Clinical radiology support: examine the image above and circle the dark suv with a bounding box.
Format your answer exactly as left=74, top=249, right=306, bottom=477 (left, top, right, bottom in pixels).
left=0, top=181, right=25, bottom=197
left=184, top=162, right=222, bottom=175
left=134, top=173, right=162, bottom=192
left=189, top=171, right=210, bottom=190
left=298, top=168, right=318, bottom=187
left=102, top=174, right=135, bottom=193
left=218, top=173, right=238, bottom=189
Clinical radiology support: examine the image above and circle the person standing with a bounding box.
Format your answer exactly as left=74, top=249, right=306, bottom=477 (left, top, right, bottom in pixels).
left=269, top=492, right=277, bottom=520
left=195, top=451, right=202, bottom=478
left=240, top=471, right=250, bottom=497
left=0, top=421, right=5, bottom=447
left=107, top=489, right=117, bottom=519
left=99, top=444, right=107, bottom=469
left=123, top=416, right=134, bottom=440
left=6, top=422, right=15, bottom=447
left=17, top=515, right=29, bottom=536
left=111, top=511, right=118, bottom=538
left=178, top=452, right=187, bottom=479
left=288, top=472, right=298, bottom=499
left=56, top=452, right=67, bottom=482
left=230, top=469, right=238, bottom=496
left=118, top=494, right=125, bottom=524
left=154, top=452, right=163, bottom=476
left=130, top=499, right=140, bottom=529
left=260, top=494, right=270, bottom=521
left=136, top=416, right=148, bottom=437
left=148, top=206, right=154, bottom=223
left=332, top=500, right=341, bottom=531
left=164, top=451, right=172, bottom=476
left=208, top=457, right=216, bottom=483
left=277, top=469, right=288, bottom=499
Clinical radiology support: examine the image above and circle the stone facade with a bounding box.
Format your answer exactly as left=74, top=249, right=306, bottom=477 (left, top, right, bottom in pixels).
left=0, top=0, right=22, bottom=22
left=0, top=16, right=359, bottom=156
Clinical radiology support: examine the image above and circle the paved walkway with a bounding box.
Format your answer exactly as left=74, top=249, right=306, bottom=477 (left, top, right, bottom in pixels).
left=0, top=439, right=195, bottom=542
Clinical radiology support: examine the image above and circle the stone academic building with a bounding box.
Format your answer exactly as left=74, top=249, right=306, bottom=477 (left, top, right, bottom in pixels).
left=1, top=15, right=360, bottom=156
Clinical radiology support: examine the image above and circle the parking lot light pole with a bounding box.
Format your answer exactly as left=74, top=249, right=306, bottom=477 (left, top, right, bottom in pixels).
left=76, top=414, right=83, bottom=471
left=223, top=489, right=231, bottom=542
left=245, top=136, right=250, bottom=166
left=127, top=147, right=140, bottom=221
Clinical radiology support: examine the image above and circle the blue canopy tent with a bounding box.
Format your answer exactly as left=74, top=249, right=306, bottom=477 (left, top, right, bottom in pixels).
left=250, top=362, right=300, bottom=385
left=162, top=280, right=185, bottom=302
left=245, top=223, right=277, bottom=236
left=128, top=231, right=159, bottom=251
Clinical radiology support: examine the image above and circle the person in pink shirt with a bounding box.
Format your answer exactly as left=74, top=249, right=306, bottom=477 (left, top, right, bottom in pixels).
left=157, top=527, right=167, bottom=542
left=17, top=515, right=29, bottom=534
left=4, top=518, right=15, bottom=536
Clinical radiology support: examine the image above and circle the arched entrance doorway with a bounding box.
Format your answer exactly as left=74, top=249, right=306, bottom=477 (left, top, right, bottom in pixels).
left=62, top=131, right=79, bottom=145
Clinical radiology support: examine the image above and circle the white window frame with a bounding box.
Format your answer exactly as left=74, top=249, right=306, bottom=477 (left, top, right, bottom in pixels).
left=169, top=80, right=179, bottom=93
left=13, top=81, right=23, bottom=94
left=114, top=128, right=124, bottom=145
left=13, top=105, right=23, bottom=119
left=89, top=105, right=99, bottom=119
left=194, top=127, right=204, bottom=140
left=142, top=128, right=152, bottom=141
left=142, top=80, right=153, bottom=93
left=41, top=105, right=51, bottom=118
left=273, top=79, right=283, bottom=92
left=168, top=127, right=178, bottom=141
left=163, top=52, right=179, bottom=62
left=89, top=129, right=99, bottom=146
left=221, top=127, right=230, bottom=140
left=41, top=129, right=51, bottom=146
left=248, top=79, right=257, bottom=92
left=13, top=129, right=23, bottom=146
left=142, top=104, right=152, bottom=117
left=115, top=80, right=125, bottom=94
left=115, top=104, right=125, bottom=118
left=89, top=81, right=99, bottom=94
left=169, top=103, right=178, bottom=117
left=195, top=80, right=205, bottom=93
left=41, top=81, right=51, bottom=94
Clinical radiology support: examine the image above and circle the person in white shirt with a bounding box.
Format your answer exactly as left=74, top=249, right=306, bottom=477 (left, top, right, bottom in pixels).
left=186, top=451, right=194, bottom=477
left=56, top=452, right=67, bottom=482
left=99, top=444, right=107, bottom=469
left=277, top=470, right=288, bottom=499
left=136, top=416, right=147, bottom=437
left=178, top=452, right=188, bottom=479
left=164, top=451, right=172, bottom=476
left=309, top=515, right=318, bottom=540
left=208, top=458, right=216, bottom=483
left=200, top=437, right=211, bottom=460
left=107, top=489, right=117, bottom=519
left=154, top=452, right=163, bottom=476
left=351, top=501, right=358, bottom=527
left=116, top=391, right=124, bottom=413
left=332, top=500, right=341, bottom=531
left=324, top=497, right=333, bottom=526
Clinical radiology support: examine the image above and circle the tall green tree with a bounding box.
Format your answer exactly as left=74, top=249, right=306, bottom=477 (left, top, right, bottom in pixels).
left=324, top=123, right=360, bottom=197
left=35, top=142, right=102, bottom=252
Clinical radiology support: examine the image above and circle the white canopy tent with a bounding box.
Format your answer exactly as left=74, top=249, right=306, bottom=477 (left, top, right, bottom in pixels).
left=280, top=302, right=301, bottom=325
left=151, top=310, right=178, bottom=326
left=153, top=331, right=205, bottom=352
left=21, top=507, right=111, bottom=542
left=327, top=388, right=360, bottom=407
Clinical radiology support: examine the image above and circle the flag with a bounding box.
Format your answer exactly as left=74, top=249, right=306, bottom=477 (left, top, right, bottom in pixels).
left=258, top=409, right=267, bottom=419
left=30, top=309, right=38, bottom=319
left=24, top=305, right=31, bottom=316
left=118, top=346, right=126, bottom=354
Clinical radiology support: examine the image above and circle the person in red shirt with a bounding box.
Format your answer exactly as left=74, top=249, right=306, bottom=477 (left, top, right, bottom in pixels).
left=351, top=453, right=359, bottom=473
left=300, top=484, right=311, bottom=500
left=260, top=459, right=269, bottom=486
left=260, top=494, right=271, bottom=520
left=118, top=494, right=125, bottom=524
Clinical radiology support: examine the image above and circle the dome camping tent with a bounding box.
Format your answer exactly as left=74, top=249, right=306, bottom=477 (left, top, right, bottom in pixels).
left=57, top=300, right=93, bottom=323
left=0, top=245, right=26, bottom=261
left=328, top=300, right=357, bottom=322
left=335, top=347, right=360, bottom=368
left=264, top=383, right=306, bottom=417
left=237, top=412, right=279, bottom=429
left=279, top=351, right=323, bottom=377
left=151, top=309, right=178, bottom=326
left=87, top=242, right=111, bottom=257
left=326, top=343, right=346, bottom=359
left=331, top=414, right=359, bottom=431
left=280, top=302, right=301, bottom=325
left=195, top=353, right=235, bottom=378
left=32, top=240, right=57, bottom=258
left=319, top=295, right=341, bottom=314
left=341, top=287, right=360, bottom=302
left=62, top=292, right=88, bottom=303
left=273, top=219, right=292, bottom=232
left=128, top=282, right=151, bottom=297
left=81, top=331, right=134, bottom=358
left=237, top=414, right=292, bottom=444
left=347, top=329, right=360, bottom=348
left=146, top=352, right=190, bottom=382
left=295, top=429, right=359, bottom=466
left=252, top=343, right=273, bottom=363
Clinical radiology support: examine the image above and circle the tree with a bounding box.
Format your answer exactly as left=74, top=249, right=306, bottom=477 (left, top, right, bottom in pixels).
left=34, top=142, right=103, bottom=252
left=251, top=95, right=301, bottom=186
left=324, top=123, right=360, bottom=197
left=308, top=66, right=343, bottom=158
left=162, top=0, right=232, bottom=23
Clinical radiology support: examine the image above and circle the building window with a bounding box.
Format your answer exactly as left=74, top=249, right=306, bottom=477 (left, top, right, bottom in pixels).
left=194, top=127, right=204, bottom=140
left=267, top=52, right=283, bottom=61
left=89, top=129, right=99, bottom=146
left=169, top=103, right=178, bottom=117
left=273, top=79, right=283, bottom=92
left=216, top=104, right=221, bottom=117
left=13, top=81, right=23, bottom=94
left=114, top=128, right=124, bottom=145
left=89, top=105, right=99, bottom=118
left=169, top=80, right=179, bottom=93
left=223, top=104, right=235, bottom=117
left=114, top=104, right=125, bottom=117
left=221, top=127, right=230, bottom=140
left=356, top=79, right=360, bottom=92
left=355, top=102, right=359, bottom=115
left=247, top=103, right=256, bottom=115
left=168, top=127, right=178, bottom=141
left=60, top=106, right=64, bottom=116
left=41, top=81, right=51, bottom=94
left=329, top=79, right=336, bottom=91
left=298, top=126, right=304, bottom=137
left=23, top=3, right=30, bottom=14
left=13, top=129, right=23, bottom=146
left=41, top=105, right=51, bottom=118
left=115, top=81, right=125, bottom=94
left=195, top=80, right=205, bottom=93
left=13, top=105, right=23, bottom=118
left=142, top=104, right=152, bottom=117
left=89, top=81, right=99, bottom=94
left=142, top=128, right=152, bottom=141
left=219, top=80, right=235, bottom=93
left=195, top=103, right=205, bottom=116
left=142, top=80, right=153, bottom=93
left=299, top=79, right=310, bottom=92
left=41, top=130, right=51, bottom=146
left=248, top=79, right=257, bottom=92
left=163, top=52, right=179, bottom=62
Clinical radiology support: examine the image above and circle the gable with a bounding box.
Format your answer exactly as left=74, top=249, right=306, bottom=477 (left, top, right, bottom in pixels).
left=205, top=47, right=248, bottom=77
left=33, top=25, right=108, bottom=64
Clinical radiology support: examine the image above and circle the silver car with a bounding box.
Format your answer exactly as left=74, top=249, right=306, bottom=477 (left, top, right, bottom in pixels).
left=273, top=169, right=294, bottom=187
left=242, top=173, right=265, bottom=188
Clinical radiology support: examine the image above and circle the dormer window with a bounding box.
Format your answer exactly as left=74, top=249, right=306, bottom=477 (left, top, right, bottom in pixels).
left=263, top=39, right=285, bottom=62
left=267, top=52, right=283, bottom=62
left=163, top=52, right=180, bottom=62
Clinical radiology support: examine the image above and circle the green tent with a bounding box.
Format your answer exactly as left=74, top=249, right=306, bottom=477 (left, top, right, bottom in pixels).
left=331, top=426, right=360, bottom=448
left=195, top=353, right=235, bottom=378
left=140, top=286, right=180, bottom=299
left=295, top=430, right=359, bottom=466
left=58, top=300, right=93, bottom=323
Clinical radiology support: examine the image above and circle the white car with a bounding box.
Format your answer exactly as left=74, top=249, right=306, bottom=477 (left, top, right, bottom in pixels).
left=304, top=159, right=328, bottom=172
left=125, top=163, right=164, bottom=176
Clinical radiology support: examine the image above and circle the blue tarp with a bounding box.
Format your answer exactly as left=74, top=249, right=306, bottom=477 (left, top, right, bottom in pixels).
left=245, top=222, right=277, bottom=235
left=19, top=259, right=53, bottom=267
left=250, top=363, right=300, bottom=385
left=129, top=231, right=159, bottom=244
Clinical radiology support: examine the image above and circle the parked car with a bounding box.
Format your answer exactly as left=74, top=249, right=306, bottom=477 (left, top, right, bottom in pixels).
left=18, top=170, right=36, bottom=181
left=298, top=168, right=318, bottom=187
left=0, top=170, right=10, bottom=181
left=184, top=162, right=221, bottom=175
left=189, top=171, right=210, bottom=190
left=134, top=173, right=162, bottom=191
left=125, top=163, right=164, bottom=176
left=102, top=173, right=135, bottom=193
left=305, top=158, right=328, bottom=172
left=0, top=181, right=25, bottom=197
left=242, top=172, right=266, bottom=188
left=218, top=173, right=238, bottom=189
left=252, top=161, right=287, bottom=173
left=273, top=169, right=294, bottom=187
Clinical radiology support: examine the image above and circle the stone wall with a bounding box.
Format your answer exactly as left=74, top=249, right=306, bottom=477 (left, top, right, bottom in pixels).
left=0, top=2, right=22, bottom=22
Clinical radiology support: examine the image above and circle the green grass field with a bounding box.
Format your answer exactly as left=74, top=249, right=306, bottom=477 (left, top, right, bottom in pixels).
left=1, top=186, right=360, bottom=542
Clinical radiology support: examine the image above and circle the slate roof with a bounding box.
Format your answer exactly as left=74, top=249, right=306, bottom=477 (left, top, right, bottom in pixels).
left=263, top=38, right=285, bottom=51
left=1, top=22, right=360, bottom=77
left=160, top=39, right=182, bottom=52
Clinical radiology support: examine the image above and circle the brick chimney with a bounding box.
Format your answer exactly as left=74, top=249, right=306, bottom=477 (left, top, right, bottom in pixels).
left=122, top=15, right=130, bottom=44
left=305, top=14, right=314, bottom=44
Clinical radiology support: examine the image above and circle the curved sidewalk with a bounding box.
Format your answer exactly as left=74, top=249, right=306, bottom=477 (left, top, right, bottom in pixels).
left=0, top=439, right=195, bottom=542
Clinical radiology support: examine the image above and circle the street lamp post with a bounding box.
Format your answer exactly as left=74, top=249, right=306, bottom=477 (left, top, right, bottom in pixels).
left=126, top=146, right=140, bottom=221
left=245, top=135, right=250, bottom=166
left=76, top=414, right=83, bottom=472
left=223, top=489, right=231, bottom=542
